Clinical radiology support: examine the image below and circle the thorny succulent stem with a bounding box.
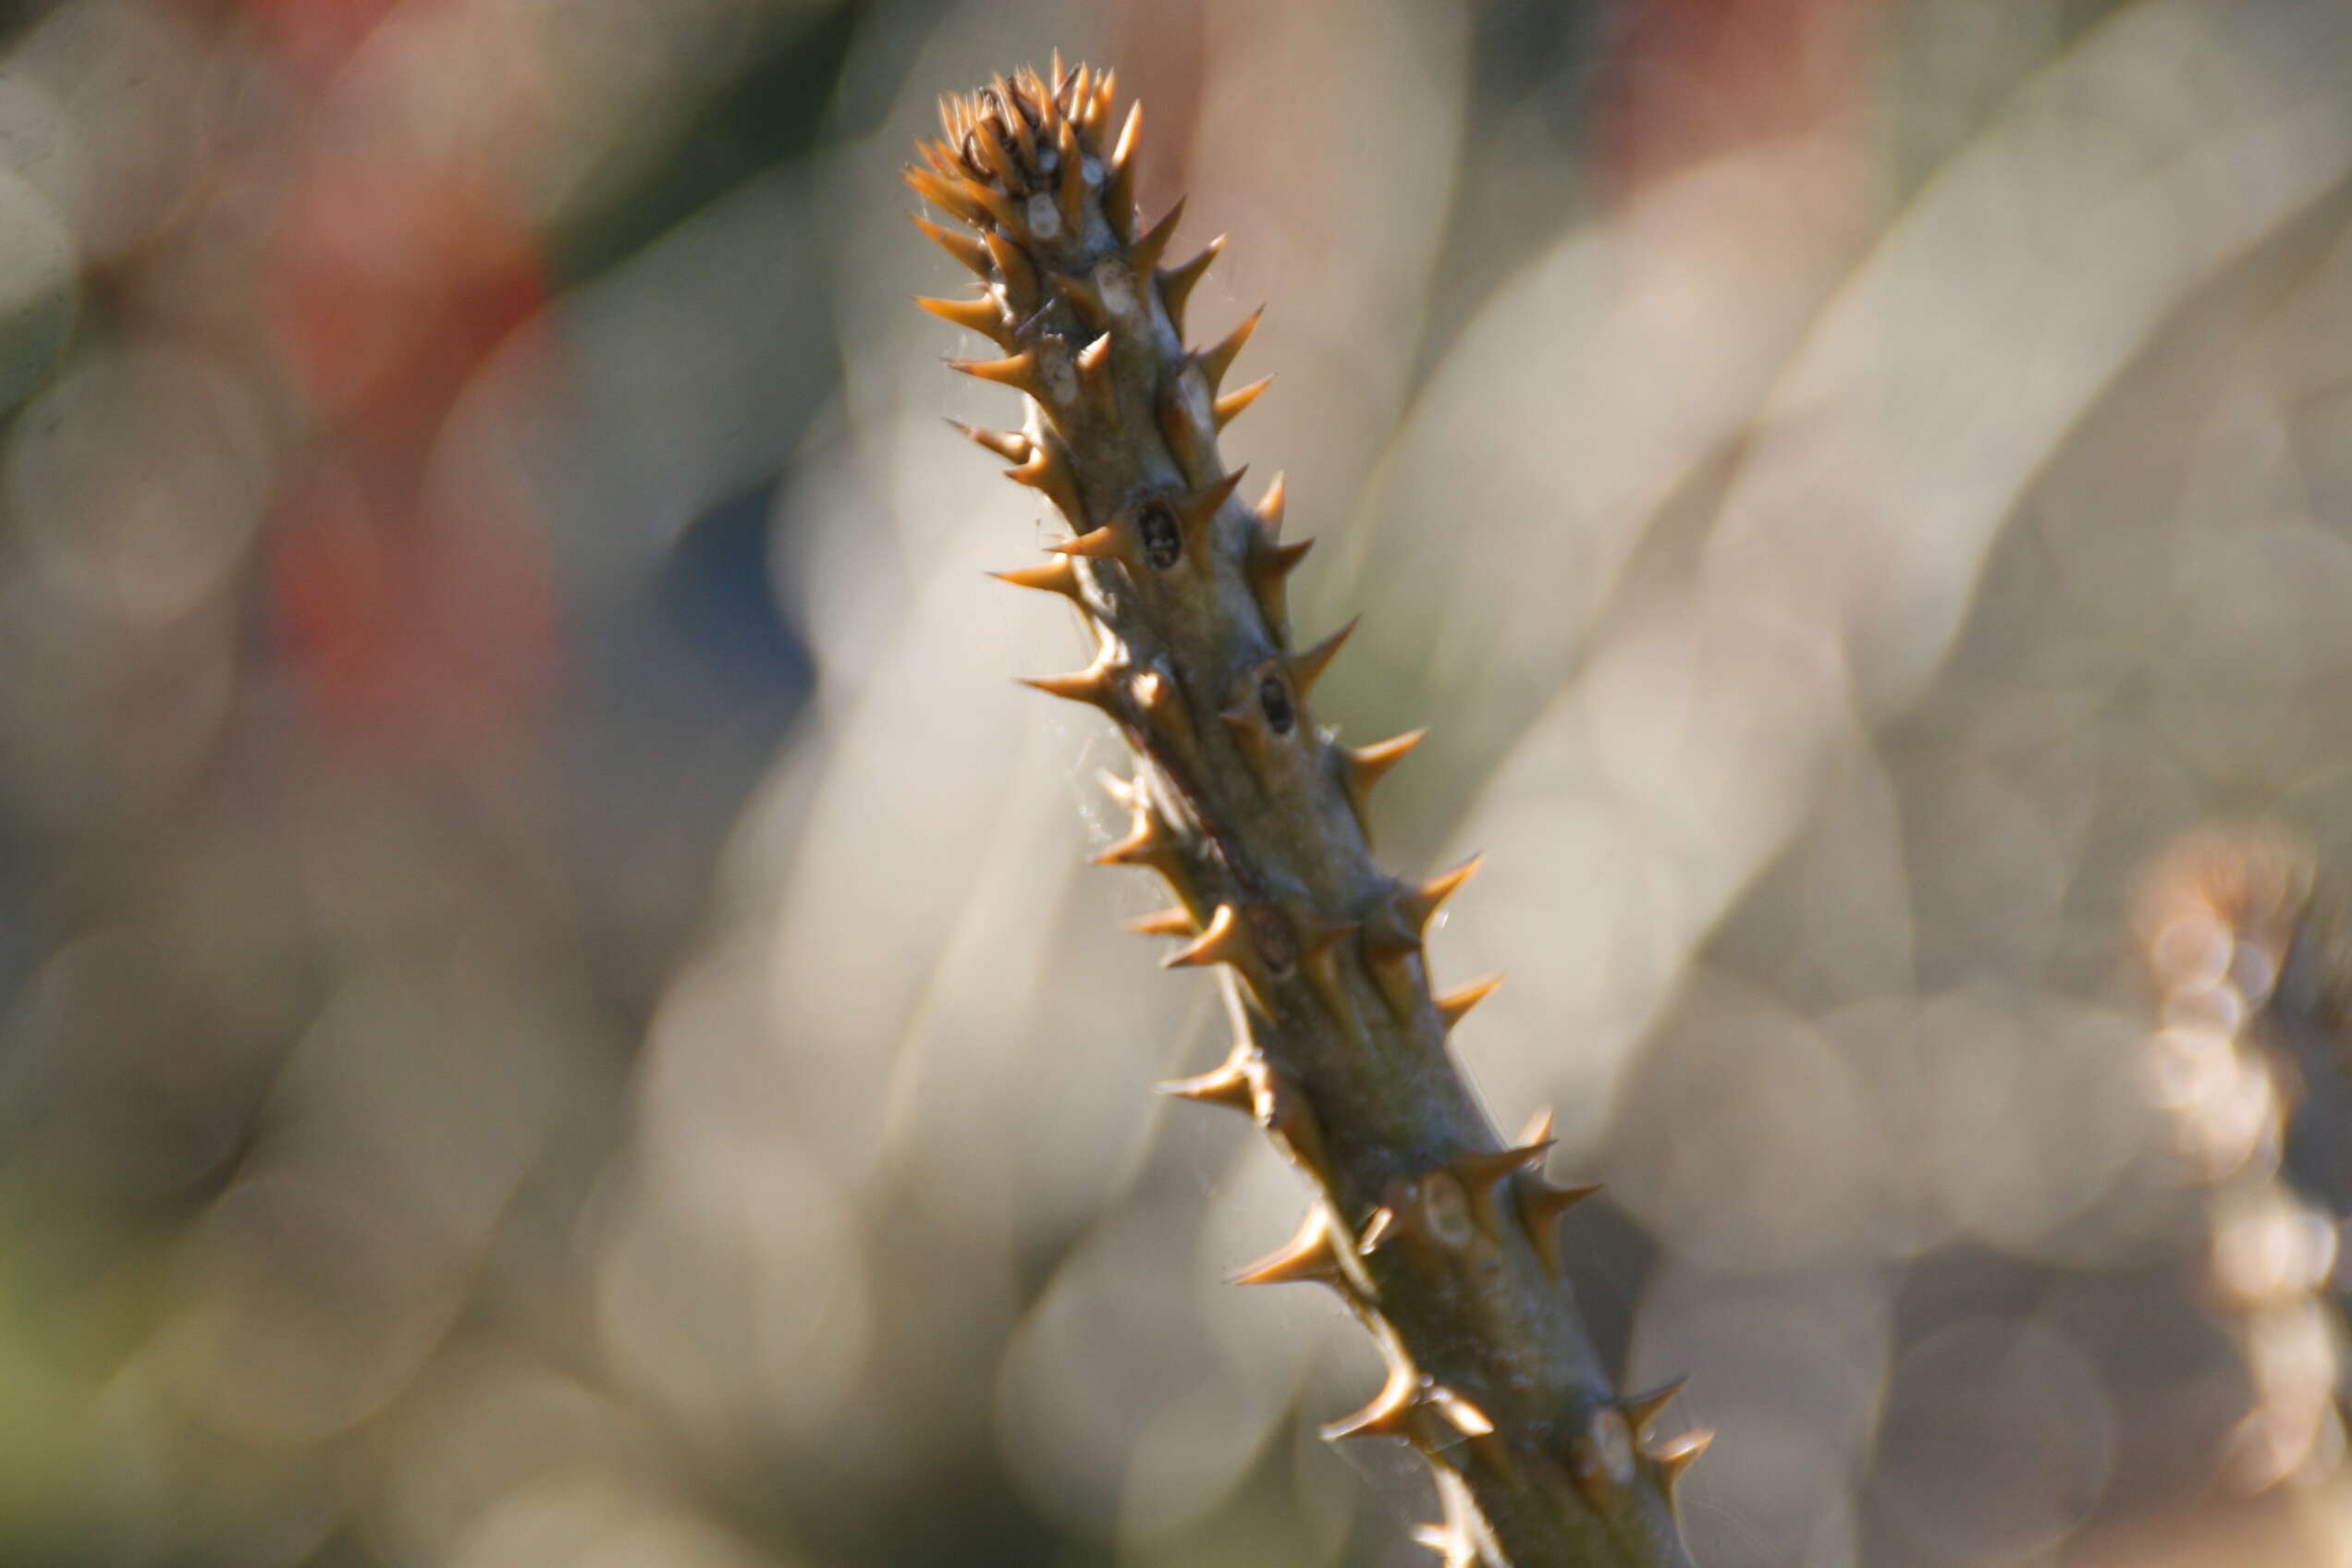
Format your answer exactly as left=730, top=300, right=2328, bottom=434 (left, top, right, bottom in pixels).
left=910, top=59, right=1698, bottom=1568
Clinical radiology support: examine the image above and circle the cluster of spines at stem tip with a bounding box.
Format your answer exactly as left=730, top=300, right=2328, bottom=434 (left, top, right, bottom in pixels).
left=911, top=56, right=1707, bottom=1566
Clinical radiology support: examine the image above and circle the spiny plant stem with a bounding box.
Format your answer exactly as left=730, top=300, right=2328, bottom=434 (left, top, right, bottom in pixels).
left=909, top=58, right=1700, bottom=1568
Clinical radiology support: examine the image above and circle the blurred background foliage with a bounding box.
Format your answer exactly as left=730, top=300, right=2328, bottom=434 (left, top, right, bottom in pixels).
left=3, top=0, right=2352, bottom=1563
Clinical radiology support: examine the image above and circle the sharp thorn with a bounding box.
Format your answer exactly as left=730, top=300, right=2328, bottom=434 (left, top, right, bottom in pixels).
left=1341, top=728, right=1427, bottom=826
left=1623, top=1377, right=1690, bottom=1440
left=1401, top=853, right=1484, bottom=939
left=996, top=73, right=1036, bottom=168
left=1247, top=534, right=1314, bottom=637
left=1008, top=447, right=1086, bottom=523
left=1164, top=903, right=1250, bottom=970
left=1051, top=525, right=1127, bottom=560
left=969, top=115, right=1017, bottom=187
left=918, top=138, right=965, bottom=181
left=1155, top=1049, right=1256, bottom=1112
left=1132, top=666, right=1195, bottom=750
left=1427, top=1385, right=1496, bottom=1440
left=1256, top=472, right=1287, bottom=537
left=1516, top=1176, right=1603, bottom=1276
left=909, top=211, right=991, bottom=276
left=1127, top=906, right=1196, bottom=937
left=1228, top=1207, right=1347, bottom=1289
left=1017, top=669, right=1117, bottom=710
left=946, top=417, right=1031, bottom=462
left=1107, top=102, right=1143, bottom=237
left=1451, top=1137, right=1554, bottom=1201
left=1213, top=374, right=1274, bottom=429
left=904, top=165, right=989, bottom=227
left=1285, top=615, right=1358, bottom=699
left=1092, top=810, right=1178, bottom=870
left=915, top=293, right=1014, bottom=348
left=979, top=227, right=1038, bottom=304
left=1321, top=1364, right=1421, bottom=1443
left=1158, top=236, right=1225, bottom=336
left=1088, top=67, right=1118, bottom=141
left=1056, top=116, right=1087, bottom=234
left=1650, top=1427, right=1715, bottom=1492
left=948, top=349, right=1043, bottom=397
left=1197, top=306, right=1263, bottom=393
left=1174, top=466, right=1247, bottom=543
left=1075, top=331, right=1119, bottom=421
left=986, top=557, right=1083, bottom=600
left=1132, top=195, right=1187, bottom=276
left=1436, top=973, right=1505, bottom=1031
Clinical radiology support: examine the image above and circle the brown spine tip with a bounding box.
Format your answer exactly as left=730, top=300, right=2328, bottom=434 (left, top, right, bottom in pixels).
left=1018, top=664, right=1119, bottom=710
left=1158, top=236, right=1226, bottom=335
left=986, top=557, right=1084, bottom=600
left=1213, top=374, right=1274, bottom=429
left=1229, top=1207, right=1348, bottom=1289
left=1431, top=1388, right=1496, bottom=1437
left=1155, top=1047, right=1257, bottom=1112
left=915, top=140, right=967, bottom=183
left=1256, top=472, right=1288, bottom=535
left=980, top=227, right=1040, bottom=304
left=1516, top=1177, right=1604, bottom=1276
left=1052, top=525, right=1131, bottom=561
left=1174, top=466, right=1248, bottom=547
left=947, top=418, right=1032, bottom=463
left=995, top=72, right=1035, bottom=166
left=1163, top=903, right=1251, bottom=970
left=909, top=211, right=993, bottom=276
left=1623, top=1377, right=1691, bottom=1440
left=1126, top=906, right=1197, bottom=938
left=1435, top=973, right=1505, bottom=1031
left=1092, top=809, right=1180, bottom=872
left=905, top=165, right=992, bottom=227
left=1054, top=116, right=1088, bottom=234
left=1449, top=1138, right=1555, bottom=1236
left=1089, top=67, right=1118, bottom=136
left=1323, top=1363, right=1424, bottom=1443
left=1402, top=853, right=1485, bottom=939
left=1341, top=729, right=1429, bottom=828
left=1197, top=306, right=1265, bottom=392
left=1009, top=447, right=1086, bottom=523
left=1286, top=615, right=1359, bottom=699
left=1247, top=533, right=1315, bottom=636
left=1075, top=331, right=1119, bottom=422
left=968, top=114, right=1017, bottom=186
left=1107, top=102, right=1144, bottom=237
left=1131, top=196, right=1188, bottom=276
left=1648, top=1427, right=1715, bottom=1494
left=1132, top=665, right=1197, bottom=752
left=949, top=349, right=1045, bottom=398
